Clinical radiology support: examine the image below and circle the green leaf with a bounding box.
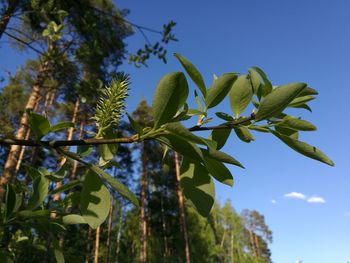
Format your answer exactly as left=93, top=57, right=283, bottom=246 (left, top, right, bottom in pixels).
left=255, top=83, right=307, bottom=121
left=291, top=103, right=312, bottom=112
left=45, top=162, right=70, bottom=182
left=27, top=175, right=49, bottom=210
left=201, top=148, right=244, bottom=168
left=127, top=113, right=143, bottom=135
left=297, top=87, right=318, bottom=96
left=77, top=145, right=93, bottom=157
left=248, top=125, right=270, bottom=133
left=80, top=171, right=111, bottom=229
left=215, top=112, right=234, bottom=121
left=275, top=126, right=298, bottom=139
left=180, top=158, right=215, bottom=217
left=89, top=165, right=139, bottom=207
left=62, top=214, right=87, bottom=225
left=152, top=72, right=189, bottom=128
left=4, top=184, right=16, bottom=220
left=174, top=53, right=206, bottom=97
left=248, top=68, right=261, bottom=94
left=233, top=126, right=255, bottom=143
left=271, top=130, right=334, bottom=166
left=0, top=251, right=13, bottom=263
left=288, top=95, right=315, bottom=107
left=276, top=116, right=316, bottom=131
left=27, top=110, right=51, bottom=138
left=210, top=129, right=231, bottom=150
left=53, top=238, right=65, bottom=263
left=165, top=122, right=214, bottom=149
left=156, top=134, right=204, bottom=162
left=50, top=180, right=81, bottom=195
left=50, top=122, right=74, bottom=133
left=205, top=74, right=237, bottom=110
left=203, top=157, right=234, bottom=186
left=17, top=210, right=50, bottom=218
left=251, top=67, right=272, bottom=98
left=229, top=74, right=253, bottom=117
left=187, top=108, right=205, bottom=116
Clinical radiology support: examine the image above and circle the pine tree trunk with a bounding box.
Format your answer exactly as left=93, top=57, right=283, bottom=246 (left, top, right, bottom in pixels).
left=115, top=204, right=123, bottom=263
left=139, top=143, right=148, bottom=263
left=71, top=121, right=85, bottom=179
left=0, top=0, right=18, bottom=39
left=85, top=227, right=93, bottom=263
left=174, top=152, right=191, bottom=263
left=105, top=200, right=113, bottom=263
left=13, top=90, right=54, bottom=179
left=160, top=189, right=170, bottom=258
left=94, top=226, right=101, bottom=263
left=53, top=98, right=80, bottom=202
left=1, top=60, right=50, bottom=186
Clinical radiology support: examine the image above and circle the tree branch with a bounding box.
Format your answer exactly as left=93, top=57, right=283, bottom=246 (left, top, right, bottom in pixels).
left=0, top=114, right=255, bottom=147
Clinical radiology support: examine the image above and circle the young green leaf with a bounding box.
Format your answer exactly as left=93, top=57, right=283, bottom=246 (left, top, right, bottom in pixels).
left=234, top=126, right=255, bottom=143
left=80, top=171, right=111, bottom=229
left=205, top=74, right=237, bottom=110
left=288, top=95, right=315, bottom=108
left=174, top=53, right=206, bottom=97
left=203, top=157, right=234, bottom=186
left=229, top=74, right=253, bottom=117
left=4, top=184, right=16, bottom=220
left=165, top=122, right=215, bottom=150
left=201, top=148, right=244, bottom=168
left=50, top=122, right=74, bottom=133
left=53, top=238, right=65, bottom=263
left=156, top=134, right=204, bottom=162
left=27, top=110, right=51, bottom=138
left=215, top=112, right=234, bottom=121
left=276, top=116, right=317, bottom=131
left=180, top=158, right=215, bottom=217
left=251, top=66, right=272, bottom=98
left=62, top=214, right=87, bottom=225
left=210, top=129, right=231, bottom=150
left=271, top=130, right=334, bottom=166
left=248, top=68, right=261, bottom=94
left=127, top=113, right=143, bottom=135
left=27, top=175, right=49, bottom=210
left=152, top=72, right=189, bottom=128
left=88, top=165, right=139, bottom=207
left=255, top=83, right=307, bottom=121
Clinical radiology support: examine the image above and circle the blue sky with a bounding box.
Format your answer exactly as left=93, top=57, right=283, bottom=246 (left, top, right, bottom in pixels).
left=1, top=0, right=350, bottom=262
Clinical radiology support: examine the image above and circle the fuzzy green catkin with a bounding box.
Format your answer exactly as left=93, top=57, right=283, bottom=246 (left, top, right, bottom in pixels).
left=93, top=74, right=129, bottom=134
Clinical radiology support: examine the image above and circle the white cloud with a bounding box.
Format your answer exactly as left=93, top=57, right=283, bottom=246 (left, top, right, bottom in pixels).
left=284, top=192, right=306, bottom=200
left=271, top=199, right=277, bottom=204
left=307, top=196, right=326, bottom=204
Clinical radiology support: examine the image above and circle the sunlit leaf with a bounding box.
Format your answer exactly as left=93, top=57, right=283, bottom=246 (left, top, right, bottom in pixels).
left=229, top=74, right=253, bottom=117
left=152, top=72, right=189, bottom=128
left=174, top=53, right=206, bottom=97
left=255, top=83, right=307, bottom=121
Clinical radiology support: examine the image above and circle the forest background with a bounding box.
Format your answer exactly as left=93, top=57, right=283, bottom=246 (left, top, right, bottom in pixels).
left=0, top=0, right=349, bottom=262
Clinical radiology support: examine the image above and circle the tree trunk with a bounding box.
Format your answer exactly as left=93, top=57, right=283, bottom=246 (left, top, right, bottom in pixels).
left=71, top=121, right=85, bottom=179
left=13, top=89, right=55, bottom=179
left=105, top=200, right=113, bottom=263
left=53, top=98, right=80, bottom=202
left=115, top=204, right=123, bottom=262
left=94, top=226, right=101, bottom=263
left=160, top=188, right=170, bottom=258
left=85, top=227, right=93, bottom=263
left=174, top=152, right=191, bottom=263
left=1, top=60, right=50, bottom=186
left=0, top=0, right=19, bottom=39
left=254, top=233, right=261, bottom=259
left=139, top=143, right=148, bottom=263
